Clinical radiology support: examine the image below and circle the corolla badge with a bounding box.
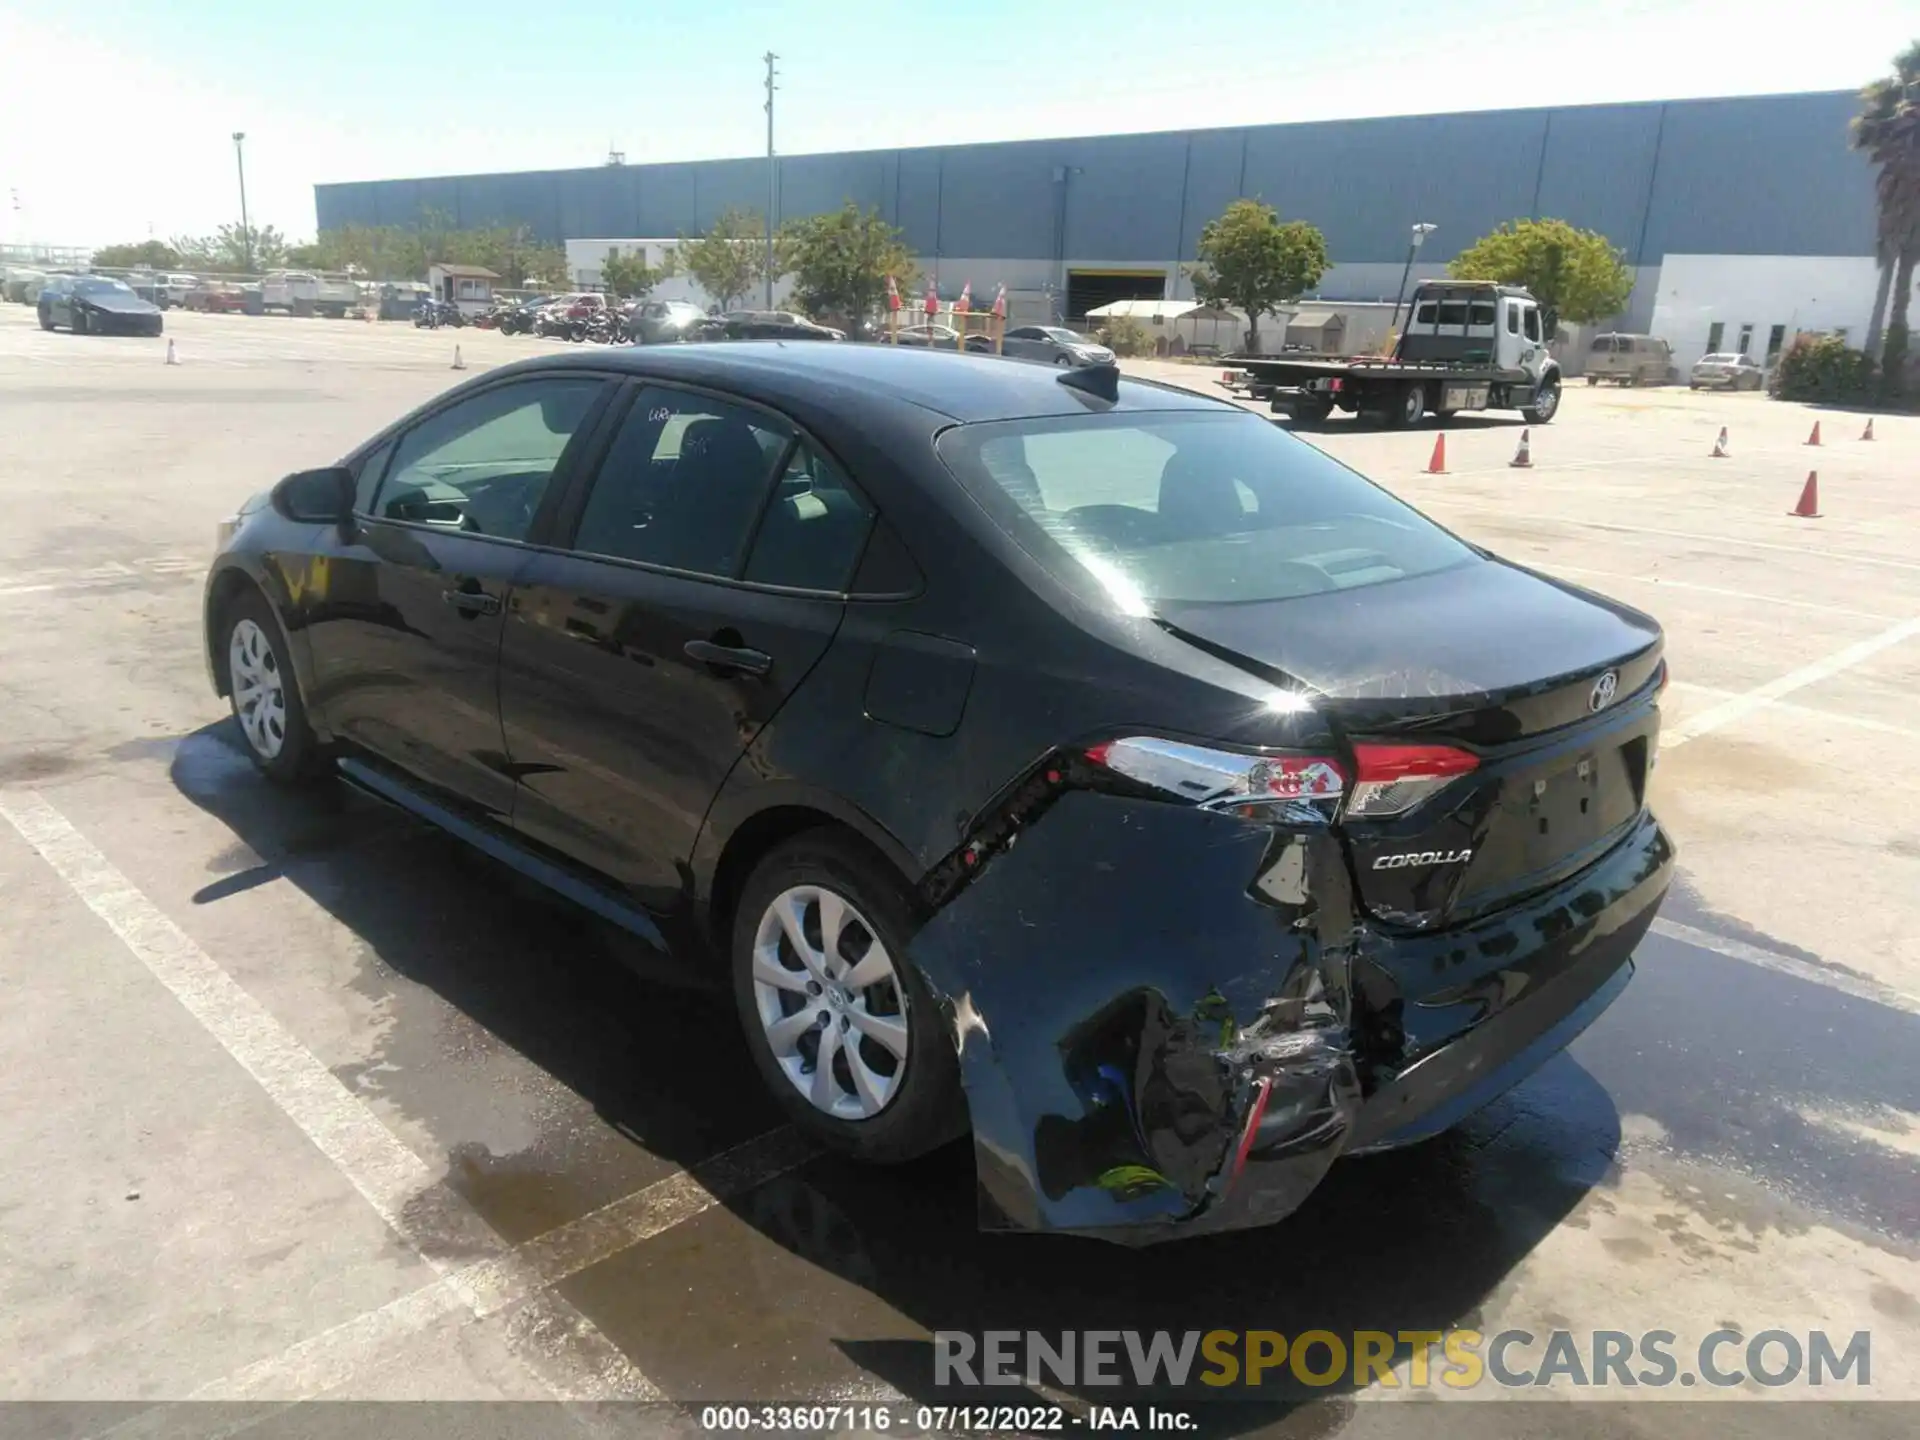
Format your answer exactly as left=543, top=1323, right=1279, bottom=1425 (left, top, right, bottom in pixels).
left=1589, top=670, right=1619, bottom=712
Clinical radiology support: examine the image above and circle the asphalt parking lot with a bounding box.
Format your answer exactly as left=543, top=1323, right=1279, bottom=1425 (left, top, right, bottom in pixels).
left=1, top=307, right=1916, bottom=1436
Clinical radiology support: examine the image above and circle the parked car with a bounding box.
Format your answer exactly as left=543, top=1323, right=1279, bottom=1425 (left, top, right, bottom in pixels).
left=629, top=298, right=709, bottom=344
left=997, top=325, right=1116, bottom=367
left=165, top=273, right=200, bottom=307
left=38, top=274, right=164, bottom=335
left=1584, top=332, right=1674, bottom=386
left=892, top=322, right=962, bottom=349
left=1689, top=352, right=1765, bottom=390
left=122, top=272, right=169, bottom=307
left=697, top=309, right=843, bottom=342
left=202, top=343, right=1673, bottom=1244
left=185, top=281, right=248, bottom=314
left=2, top=267, right=47, bottom=303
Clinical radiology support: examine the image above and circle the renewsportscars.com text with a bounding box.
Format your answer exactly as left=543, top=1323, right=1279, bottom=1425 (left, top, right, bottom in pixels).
left=934, top=1328, right=1871, bottom=1391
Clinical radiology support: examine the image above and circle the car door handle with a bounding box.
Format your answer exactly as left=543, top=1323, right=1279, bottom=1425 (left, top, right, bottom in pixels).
left=442, top=588, right=501, bottom=617
left=684, top=639, right=772, bottom=677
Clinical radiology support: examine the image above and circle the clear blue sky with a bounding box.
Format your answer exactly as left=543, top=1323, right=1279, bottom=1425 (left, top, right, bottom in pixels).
left=1, top=0, right=1907, bottom=247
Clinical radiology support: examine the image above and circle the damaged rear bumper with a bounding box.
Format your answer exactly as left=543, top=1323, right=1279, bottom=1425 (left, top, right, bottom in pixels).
left=905, top=792, right=1673, bottom=1245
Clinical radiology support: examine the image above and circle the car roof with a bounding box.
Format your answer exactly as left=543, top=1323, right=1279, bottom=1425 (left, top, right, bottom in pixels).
left=482, top=342, right=1237, bottom=422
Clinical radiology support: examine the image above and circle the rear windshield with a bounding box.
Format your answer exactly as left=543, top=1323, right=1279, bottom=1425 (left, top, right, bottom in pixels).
left=1589, top=336, right=1620, bottom=352
left=935, top=411, right=1476, bottom=609
left=1699, top=353, right=1741, bottom=363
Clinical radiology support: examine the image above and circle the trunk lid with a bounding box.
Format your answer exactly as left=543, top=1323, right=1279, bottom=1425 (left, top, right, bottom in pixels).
left=1154, top=559, right=1663, bottom=930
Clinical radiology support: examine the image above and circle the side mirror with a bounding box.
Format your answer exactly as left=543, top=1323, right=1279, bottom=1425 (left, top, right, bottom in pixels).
left=270, top=466, right=355, bottom=525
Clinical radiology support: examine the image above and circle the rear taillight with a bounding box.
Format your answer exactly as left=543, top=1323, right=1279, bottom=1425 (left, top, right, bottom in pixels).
left=1344, top=742, right=1479, bottom=819
left=1084, top=737, right=1345, bottom=815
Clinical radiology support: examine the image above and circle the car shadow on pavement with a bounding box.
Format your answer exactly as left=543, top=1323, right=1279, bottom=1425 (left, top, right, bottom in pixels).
left=169, top=719, right=1622, bottom=1428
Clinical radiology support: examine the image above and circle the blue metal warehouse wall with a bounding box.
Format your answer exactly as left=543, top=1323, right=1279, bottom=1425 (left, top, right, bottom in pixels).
left=313, top=90, right=1875, bottom=265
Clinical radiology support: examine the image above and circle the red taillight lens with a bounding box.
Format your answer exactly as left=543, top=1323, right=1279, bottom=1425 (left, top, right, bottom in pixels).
left=1345, top=742, right=1479, bottom=819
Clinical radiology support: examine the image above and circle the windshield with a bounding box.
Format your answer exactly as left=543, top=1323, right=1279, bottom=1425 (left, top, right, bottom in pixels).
left=1042, top=328, right=1088, bottom=343
left=936, top=411, right=1477, bottom=610
left=74, top=278, right=132, bottom=296
left=1698, top=353, right=1741, bottom=363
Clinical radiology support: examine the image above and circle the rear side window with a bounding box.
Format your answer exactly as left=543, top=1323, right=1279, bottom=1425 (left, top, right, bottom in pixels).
left=743, top=444, right=876, bottom=591
left=571, top=387, right=789, bottom=577
left=936, top=412, right=1475, bottom=609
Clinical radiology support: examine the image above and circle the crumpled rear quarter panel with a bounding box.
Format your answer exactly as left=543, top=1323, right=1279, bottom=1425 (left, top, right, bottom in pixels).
left=904, top=791, right=1363, bottom=1244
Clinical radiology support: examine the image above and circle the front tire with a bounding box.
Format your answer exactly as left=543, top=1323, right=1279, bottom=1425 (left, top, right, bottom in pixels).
left=731, top=833, right=965, bottom=1164
left=221, top=589, right=325, bottom=784
left=1522, top=376, right=1561, bottom=425
left=71, top=308, right=88, bottom=335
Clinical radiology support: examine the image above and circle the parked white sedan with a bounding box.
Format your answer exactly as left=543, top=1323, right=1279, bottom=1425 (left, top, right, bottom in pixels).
left=1690, top=352, right=1765, bottom=390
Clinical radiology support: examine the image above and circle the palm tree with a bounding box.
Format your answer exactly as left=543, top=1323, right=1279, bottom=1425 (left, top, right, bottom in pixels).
left=1852, top=40, right=1920, bottom=394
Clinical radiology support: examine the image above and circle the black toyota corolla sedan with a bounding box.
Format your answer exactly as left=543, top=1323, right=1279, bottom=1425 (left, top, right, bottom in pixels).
left=203, top=343, right=1673, bottom=1243
left=39, top=274, right=165, bottom=335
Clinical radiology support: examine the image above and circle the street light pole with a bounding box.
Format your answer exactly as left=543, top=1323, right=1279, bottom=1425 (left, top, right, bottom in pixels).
left=1389, top=222, right=1437, bottom=332
left=763, top=53, right=778, bottom=310
left=232, top=132, right=253, bottom=274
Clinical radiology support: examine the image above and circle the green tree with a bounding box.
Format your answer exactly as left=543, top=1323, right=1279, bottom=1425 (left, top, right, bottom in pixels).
left=1851, top=39, right=1920, bottom=395
left=171, top=224, right=289, bottom=274
left=1187, top=199, right=1330, bottom=352
left=91, top=240, right=182, bottom=270
left=1447, top=218, right=1633, bottom=341
left=599, top=248, right=664, bottom=300
left=678, top=208, right=773, bottom=311
left=777, top=202, right=914, bottom=326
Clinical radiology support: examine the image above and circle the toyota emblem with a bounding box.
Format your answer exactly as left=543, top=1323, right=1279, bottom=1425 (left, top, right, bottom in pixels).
left=1589, top=670, right=1619, bottom=712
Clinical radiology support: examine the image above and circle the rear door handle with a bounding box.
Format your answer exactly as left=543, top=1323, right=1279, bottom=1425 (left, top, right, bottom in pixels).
left=683, top=639, right=772, bottom=678
left=443, top=587, right=501, bottom=617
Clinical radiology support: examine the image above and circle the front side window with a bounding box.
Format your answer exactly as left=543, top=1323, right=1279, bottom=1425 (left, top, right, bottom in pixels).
left=572, top=387, right=790, bottom=577
left=936, top=411, right=1475, bottom=610
left=372, top=378, right=606, bottom=542
left=1523, top=307, right=1541, bottom=342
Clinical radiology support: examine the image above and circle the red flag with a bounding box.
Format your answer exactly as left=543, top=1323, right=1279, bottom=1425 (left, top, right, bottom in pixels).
left=956, top=281, right=972, bottom=316
left=885, top=274, right=900, bottom=311
left=991, top=283, right=1006, bottom=319
left=924, top=278, right=938, bottom=316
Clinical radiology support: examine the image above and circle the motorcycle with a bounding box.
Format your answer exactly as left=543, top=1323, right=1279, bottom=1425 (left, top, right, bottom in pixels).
left=582, top=311, right=619, bottom=345
left=534, top=306, right=579, bottom=341
left=412, top=299, right=466, bottom=329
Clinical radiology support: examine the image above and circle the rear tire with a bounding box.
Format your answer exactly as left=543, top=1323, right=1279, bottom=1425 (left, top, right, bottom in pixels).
left=220, top=588, right=327, bottom=785
left=1585, top=376, right=1598, bottom=386
left=1384, top=381, right=1425, bottom=429
left=731, top=833, right=966, bottom=1164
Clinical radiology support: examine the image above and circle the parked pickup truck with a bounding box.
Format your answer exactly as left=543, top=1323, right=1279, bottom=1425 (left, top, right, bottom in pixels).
left=256, top=270, right=360, bottom=318
left=1223, top=281, right=1562, bottom=428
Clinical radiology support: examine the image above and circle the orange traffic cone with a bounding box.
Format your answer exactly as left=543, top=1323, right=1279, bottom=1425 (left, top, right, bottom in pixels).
left=1710, top=426, right=1729, bottom=458
left=1510, top=429, right=1533, bottom=468
left=1425, top=434, right=1448, bottom=474
left=1788, top=472, right=1821, bottom=519
left=1806, top=420, right=1821, bottom=446
left=1862, top=417, right=1875, bottom=441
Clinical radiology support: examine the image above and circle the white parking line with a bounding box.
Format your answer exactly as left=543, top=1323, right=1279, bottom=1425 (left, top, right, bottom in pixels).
left=1539, top=563, right=1899, bottom=621
left=1465, top=515, right=1920, bottom=574
left=0, top=789, right=657, bottom=1404
left=184, top=1126, right=818, bottom=1405
left=1662, top=614, right=1920, bottom=749
left=1651, top=918, right=1920, bottom=1018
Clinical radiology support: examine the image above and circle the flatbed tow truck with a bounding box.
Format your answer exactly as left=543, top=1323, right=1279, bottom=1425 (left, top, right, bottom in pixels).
left=1222, top=280, right=1563, bottom=428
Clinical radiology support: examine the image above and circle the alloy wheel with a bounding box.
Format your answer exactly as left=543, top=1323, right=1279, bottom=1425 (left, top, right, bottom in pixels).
left=228, top=618, right=288, bottom=761
left=751, top=884, right=909, bottom=1121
